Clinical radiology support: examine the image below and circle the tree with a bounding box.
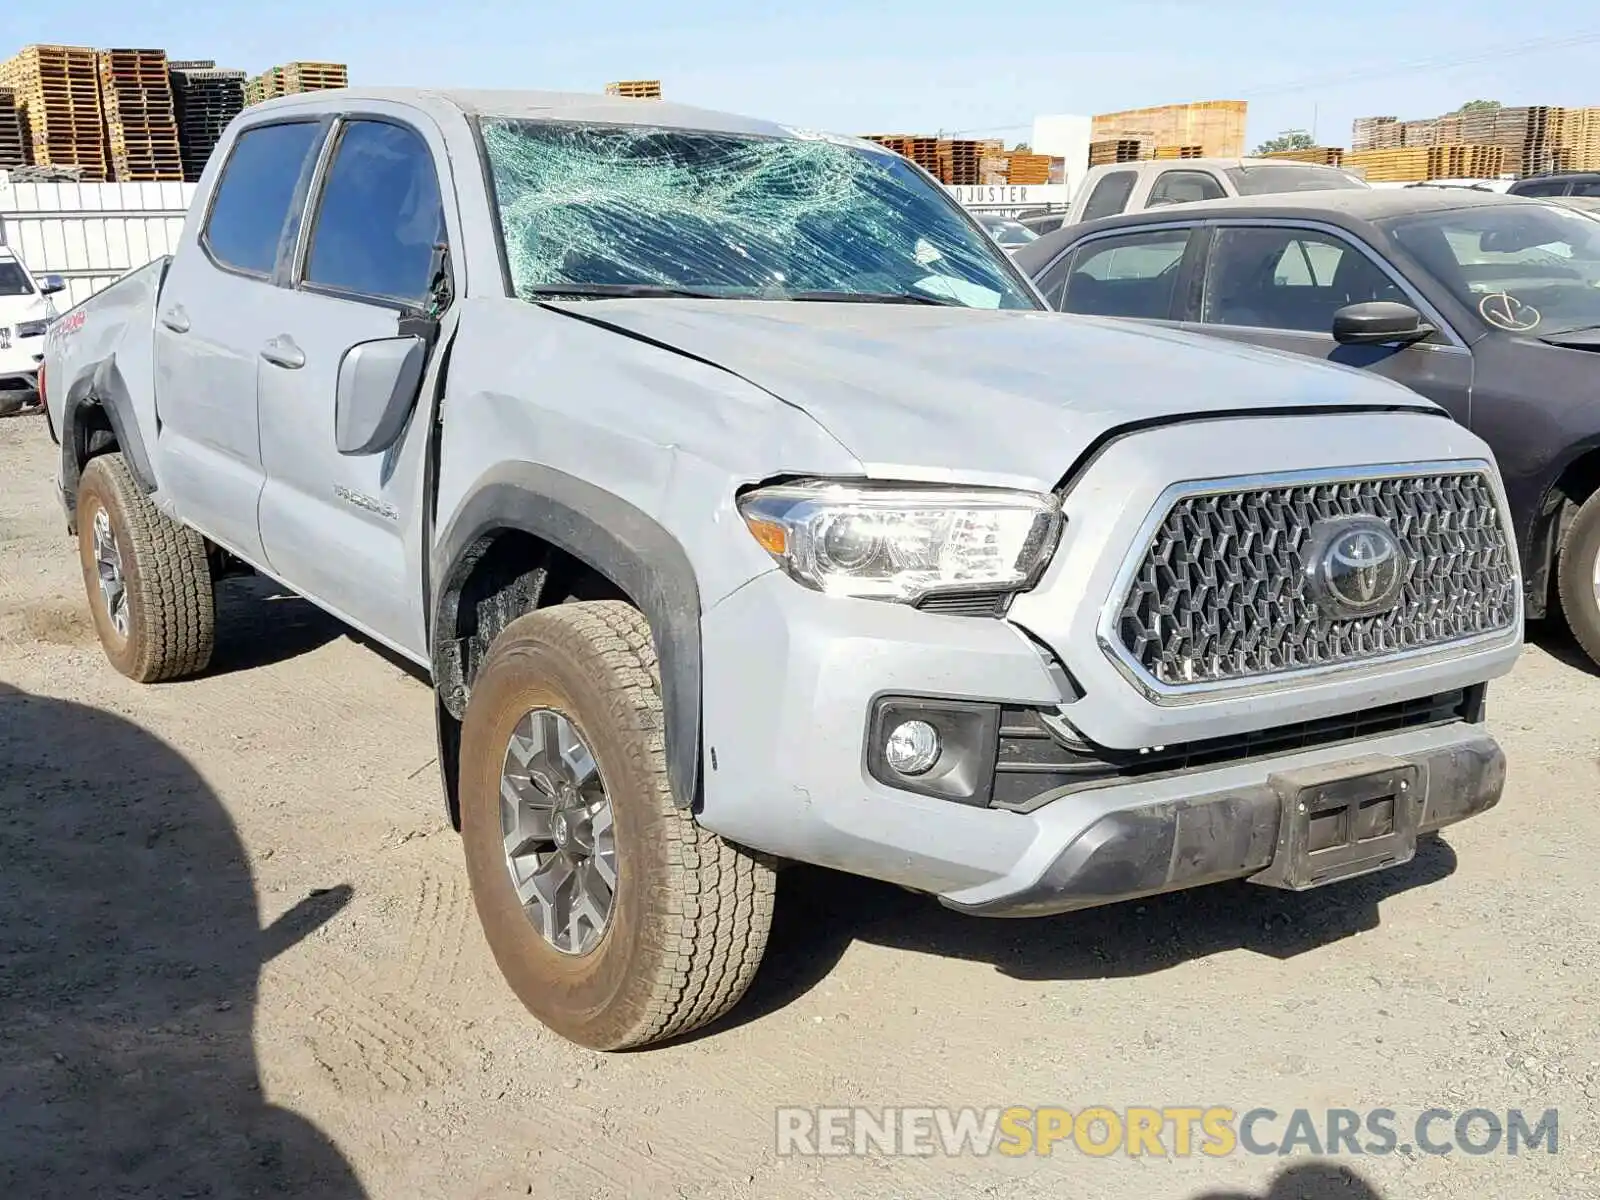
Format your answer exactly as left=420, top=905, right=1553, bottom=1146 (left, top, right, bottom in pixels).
left=1011, top=142, right=1031, bottom=153
left=1253, top=129, right=1316, bottom=155
left=1459, top=99, right=1502, bottom=112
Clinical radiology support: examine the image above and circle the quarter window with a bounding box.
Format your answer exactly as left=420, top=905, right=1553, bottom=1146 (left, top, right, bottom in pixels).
left=202, top=121, right=323, bottom=276
left=304, top=120, right=445, bottom=305
left=1058, top=229, right=1191, bottom=319
left=1147, top=170, right=1226, bottom=207
left=1080, top=171, right=1138, bottom=222
left=1202, top=226, right=1406, bottom=332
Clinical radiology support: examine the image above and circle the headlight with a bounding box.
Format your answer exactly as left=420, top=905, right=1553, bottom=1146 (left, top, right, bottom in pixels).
left=15, top=319, right=48, bottom=339
left=737, top=480, right=1062, bottom=603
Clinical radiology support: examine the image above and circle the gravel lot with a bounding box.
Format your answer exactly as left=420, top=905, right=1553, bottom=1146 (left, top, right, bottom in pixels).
left=1, top=413, right=1596, bottom=1200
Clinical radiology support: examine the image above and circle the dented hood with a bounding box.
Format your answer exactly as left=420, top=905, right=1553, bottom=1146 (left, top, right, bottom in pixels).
left=551, top=299, right=1441, bottom=488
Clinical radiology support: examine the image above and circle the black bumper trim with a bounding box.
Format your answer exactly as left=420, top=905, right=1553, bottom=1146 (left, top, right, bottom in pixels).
left=941, top=732, right=1505, bottom=918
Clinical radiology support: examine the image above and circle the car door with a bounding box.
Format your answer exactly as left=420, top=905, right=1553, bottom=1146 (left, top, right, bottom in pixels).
left=1039, top=225, right=1204, bottom=327
left=151, top=118, right=328, bottom=563
left=253, top=113, right=455, bottom=659
left=1181, top=221, right=1473, bottom=423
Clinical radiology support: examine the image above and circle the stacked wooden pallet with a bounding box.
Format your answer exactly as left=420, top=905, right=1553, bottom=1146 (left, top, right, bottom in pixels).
left=0, top=87, right=26, bottom=169
left=98, top=49, right=182, bottom=181
left=906, top=137, right=940, bottom=177
left=1261, top=147, right=1344, bottom=166
left=1089, top=138, right=1146, bottom=166
left=1351, top=116, right=1399, bottom=151
left=0, top=45, right=108, bottom=180
left=1005, top=153, right=1053, bottom=184
left=1153, top=145, right=1203, bottom=159
left=605, top=79, right=661, bottom=99
left=1093, top=100, right=1246, bottom=159
left=170, top=62, right=246, bottom=182
left=1401, top=119, right=1438, bottom=147
left=1565, top=107, right=1600, bottom=170
left=862, top=134, right=915, bottom=158
left=941, top=139, right=986, bottom=186
left=1426, top=144, right=1505, bottom=179
left=247, top=61, right=348, bottom=105
left=1343, top=147, right=1430, bottom=182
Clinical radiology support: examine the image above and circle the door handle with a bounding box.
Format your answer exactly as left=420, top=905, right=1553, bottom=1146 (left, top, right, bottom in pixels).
left=160, top=306, right=190, bottom=333
left=260, top=335, right=305, bottom=370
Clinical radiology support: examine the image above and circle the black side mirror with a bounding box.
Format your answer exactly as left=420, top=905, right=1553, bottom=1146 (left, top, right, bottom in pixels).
left=38, top=274, right=67, bottom=295
left=1332, top=301, right=1433, bottom=346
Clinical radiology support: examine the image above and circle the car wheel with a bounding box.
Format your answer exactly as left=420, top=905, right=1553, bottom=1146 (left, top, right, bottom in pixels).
left=1557, top=490, right=1600, bottom=670
left=75, top=452, right=216, bottom=682
left=458, top=601, right=775, bottom=1050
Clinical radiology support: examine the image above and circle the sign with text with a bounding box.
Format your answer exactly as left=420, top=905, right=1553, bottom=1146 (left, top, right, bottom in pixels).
left=945, top=184, right=1071, bottom=210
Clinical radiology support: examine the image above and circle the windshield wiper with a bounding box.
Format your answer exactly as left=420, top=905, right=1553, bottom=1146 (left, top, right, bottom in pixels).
left=780, top=290, right=960, bottom=307
left=523, top=283, right=727, bottom=300
left=1539, top=323, right=1600, bottom=348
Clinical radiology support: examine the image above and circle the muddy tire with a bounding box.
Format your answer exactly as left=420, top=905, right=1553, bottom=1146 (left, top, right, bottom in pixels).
left=458, top=601, right=774, bottom=1050
left=1557, top=490, right=1600, bottom=670
left=76, top=452, right=215, bottom=682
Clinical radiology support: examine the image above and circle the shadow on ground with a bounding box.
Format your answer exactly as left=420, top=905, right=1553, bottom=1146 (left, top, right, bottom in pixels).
left=1193, top=1161, right=1385, bottom=1199
left=0, top=683, right=365, bottom=1198
left=719, top=830, right=1456, bottom=1037
left=1525, top=615, right=1599, bottom=677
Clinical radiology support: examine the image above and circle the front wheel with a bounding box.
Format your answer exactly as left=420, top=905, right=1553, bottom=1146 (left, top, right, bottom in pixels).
left=1558, top=491, right=1600, bottom=670
left=457, top=601, right=775, bottom=1050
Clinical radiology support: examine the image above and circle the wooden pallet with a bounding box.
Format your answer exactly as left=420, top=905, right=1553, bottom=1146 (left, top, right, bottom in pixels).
left=605, top=79, right=661, bottom=99
left=0, top=44, right=108, bottom=180
left=248, top=61, right=349, bottom=105
left=1343, top=147, right=1430, bottom=182
left=1260, top=146, right=1344, bottom=166
left=0, top=87, right=26, bottom=168
left=171, top=66, right=247, bottom=180
left=1153, top=144, right=1203, bottom=159
left=1005, top=153, right=1052, bottom=184
left=1089, top=137, right=1147, bottom=166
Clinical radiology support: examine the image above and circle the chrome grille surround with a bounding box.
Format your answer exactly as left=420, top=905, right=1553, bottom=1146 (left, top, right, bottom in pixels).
left=1098, top=462, right=1521, bottom=702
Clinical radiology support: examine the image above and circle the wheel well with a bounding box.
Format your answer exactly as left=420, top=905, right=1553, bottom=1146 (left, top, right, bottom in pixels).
left=61, top=400, right=120, bottom=532
left=1532, top=446, right=1600, bottom=618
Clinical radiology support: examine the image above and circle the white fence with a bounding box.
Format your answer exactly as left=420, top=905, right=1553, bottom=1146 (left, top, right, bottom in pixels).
left=0, top=180, right=197, bottom=308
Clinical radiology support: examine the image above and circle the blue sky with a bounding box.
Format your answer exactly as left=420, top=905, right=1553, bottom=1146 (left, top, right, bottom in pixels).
left=6, top=2, right=1599, bottom=151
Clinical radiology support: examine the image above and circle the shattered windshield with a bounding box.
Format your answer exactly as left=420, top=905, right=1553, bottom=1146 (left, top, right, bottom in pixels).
left=478, top=119, right=1039, bottom=310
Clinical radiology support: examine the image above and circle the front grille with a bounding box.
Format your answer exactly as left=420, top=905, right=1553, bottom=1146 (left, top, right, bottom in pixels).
left=1115, top=471, right=1518, bottom=688
left=991, top=687, right=1480, bottom=813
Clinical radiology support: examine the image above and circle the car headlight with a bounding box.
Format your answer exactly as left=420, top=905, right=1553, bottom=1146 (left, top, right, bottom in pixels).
left=737, top=480, right=1062, bottom=603
left=15, top=319, right=48, bottom=339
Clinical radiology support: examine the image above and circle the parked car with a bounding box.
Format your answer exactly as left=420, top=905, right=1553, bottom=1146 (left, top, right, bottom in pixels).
left=1064, top=157, right=1368, bottom=226
left=1014, top=187, right=1600, bottom=665
left=45, top=89, right=1522, bottom=1050
left=1020, top=211, right=1069, bottom=236
left=0, top=244, right=65, bottom=416
left=1549, top=194, right=1600, bottom=218
left=1506, top=172, right=1600, bottom=199
left=973, top=210, right=1039, bottom=252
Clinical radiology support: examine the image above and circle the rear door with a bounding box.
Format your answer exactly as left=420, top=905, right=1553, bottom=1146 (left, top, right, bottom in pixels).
left=1040, top=225, right=1205, bottom=327
left=1180, top=221, right=1473, bottom=423
left=151, top=118, right=328, bottom=563
left=254, top=112, right=455, bottom=659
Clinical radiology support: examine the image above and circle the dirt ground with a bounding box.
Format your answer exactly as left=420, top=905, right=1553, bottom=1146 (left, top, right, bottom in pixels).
left=1, top=413, right=1596, bottom=1200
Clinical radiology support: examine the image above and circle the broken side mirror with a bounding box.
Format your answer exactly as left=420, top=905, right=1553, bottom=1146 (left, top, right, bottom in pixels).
left=335, top=335, right=427, bottom=456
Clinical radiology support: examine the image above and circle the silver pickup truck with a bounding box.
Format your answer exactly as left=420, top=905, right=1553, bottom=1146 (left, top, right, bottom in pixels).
left=43, top=88, right=1523, bottom=1050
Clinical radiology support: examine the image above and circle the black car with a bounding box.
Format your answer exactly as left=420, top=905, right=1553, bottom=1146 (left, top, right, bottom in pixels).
left=1013, top=188, right=1600, bottom=667
left=1506, top=172, right=1600, bottom=199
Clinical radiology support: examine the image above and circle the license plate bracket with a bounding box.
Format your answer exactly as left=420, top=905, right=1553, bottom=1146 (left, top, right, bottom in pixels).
left=1252, top=757, right=1421, bottom=892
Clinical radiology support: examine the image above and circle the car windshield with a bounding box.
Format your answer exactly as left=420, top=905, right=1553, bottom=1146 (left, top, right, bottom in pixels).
left=0, top=260, right=34, bottom=297
left=1380, top=202, right=1600, bottom=336
left=1224, top=164, right=1368, bottom=195
left=975, top=213, right=1039, bottom=246
left=478, top=119, right=1039, bottom=310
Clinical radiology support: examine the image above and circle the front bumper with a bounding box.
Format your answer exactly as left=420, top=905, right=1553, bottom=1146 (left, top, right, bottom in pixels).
left=0, top=342, right=43, bottom=407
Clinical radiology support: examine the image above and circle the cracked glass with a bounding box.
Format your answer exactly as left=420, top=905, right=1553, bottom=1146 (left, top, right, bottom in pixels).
left=478, top=118, right=1039, bottom=310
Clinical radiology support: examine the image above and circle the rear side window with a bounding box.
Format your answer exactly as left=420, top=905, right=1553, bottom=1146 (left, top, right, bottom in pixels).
left=304, top=120, right=445, bottom=305
left=1571, top=179, right=1600, bottom=198
left=1147, top=170, right=1226, bottom=207
left=202, top=121, right=323, bottom=276
left=1081, top=171, right=1137, bottom=222
left=1509, top=179, right=1567, bottom=198
left=1059, top=229, right=1192, bottom=319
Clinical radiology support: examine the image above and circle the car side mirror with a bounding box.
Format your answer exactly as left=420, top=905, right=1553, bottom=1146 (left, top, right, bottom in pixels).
left=38, top=274, right=66, bottom=295
left=1332, top=301, right=1432, bottom=346
left=335, top=335, right=427, bottom=456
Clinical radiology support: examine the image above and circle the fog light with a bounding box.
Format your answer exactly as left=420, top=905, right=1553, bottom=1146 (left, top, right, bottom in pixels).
left=885, top=720, right=941, bottom=775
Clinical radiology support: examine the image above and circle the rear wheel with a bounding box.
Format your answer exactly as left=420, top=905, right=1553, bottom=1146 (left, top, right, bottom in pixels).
left=458, top=601, right=774, bottom=1050
left=1557, top=490, right=1600, bottom=670
left=75, top=453, right=215, bottom=682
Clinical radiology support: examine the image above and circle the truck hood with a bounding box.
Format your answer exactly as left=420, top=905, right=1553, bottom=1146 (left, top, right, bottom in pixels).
left=0, top=292, right=48, bottom=325
left=553, top=299, right=1441, bottom=488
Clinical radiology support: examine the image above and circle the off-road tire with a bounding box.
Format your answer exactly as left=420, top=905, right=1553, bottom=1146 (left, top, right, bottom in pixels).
left=1557, top=490, right=1600, bottom=670
left=458, top=601, right=775, bottom=1050
left=76, top=452, right=215, bottom=682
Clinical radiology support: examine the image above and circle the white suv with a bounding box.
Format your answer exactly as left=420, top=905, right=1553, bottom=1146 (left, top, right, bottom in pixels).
left=0, top=246, right=64, bottom=416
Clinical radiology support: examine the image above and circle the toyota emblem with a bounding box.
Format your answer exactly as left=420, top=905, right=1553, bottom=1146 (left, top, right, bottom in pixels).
left=1304, top=517, right=1407, bottom=620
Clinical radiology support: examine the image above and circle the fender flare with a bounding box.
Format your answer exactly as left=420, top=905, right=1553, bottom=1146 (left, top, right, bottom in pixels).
left=59, top=357, right=158, bottom=514
left=431, top=463, right=703, bottom=810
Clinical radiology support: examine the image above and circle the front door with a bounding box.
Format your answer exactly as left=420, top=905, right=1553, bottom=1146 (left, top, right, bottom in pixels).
left=151, top=119, right=328, bottom=563
left=255, top=116, right=452, bottom=660
left=1181, top=223, right=1473, bottom=424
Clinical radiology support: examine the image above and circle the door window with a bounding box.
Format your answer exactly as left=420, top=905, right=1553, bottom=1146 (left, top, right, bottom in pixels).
left=1202, top=226, right=1407, bottom=332
left=202, top=121, right=324, bottom=276
left=1511, top=180, right=1569, bottom=198
left=1058, top=229, right=1192, bottom=318
left=303, top=120, right=445, bottom=306
left=1080, top=171, right=1137, bottom=222
left=1147, top=170, right=1226, bottom=207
